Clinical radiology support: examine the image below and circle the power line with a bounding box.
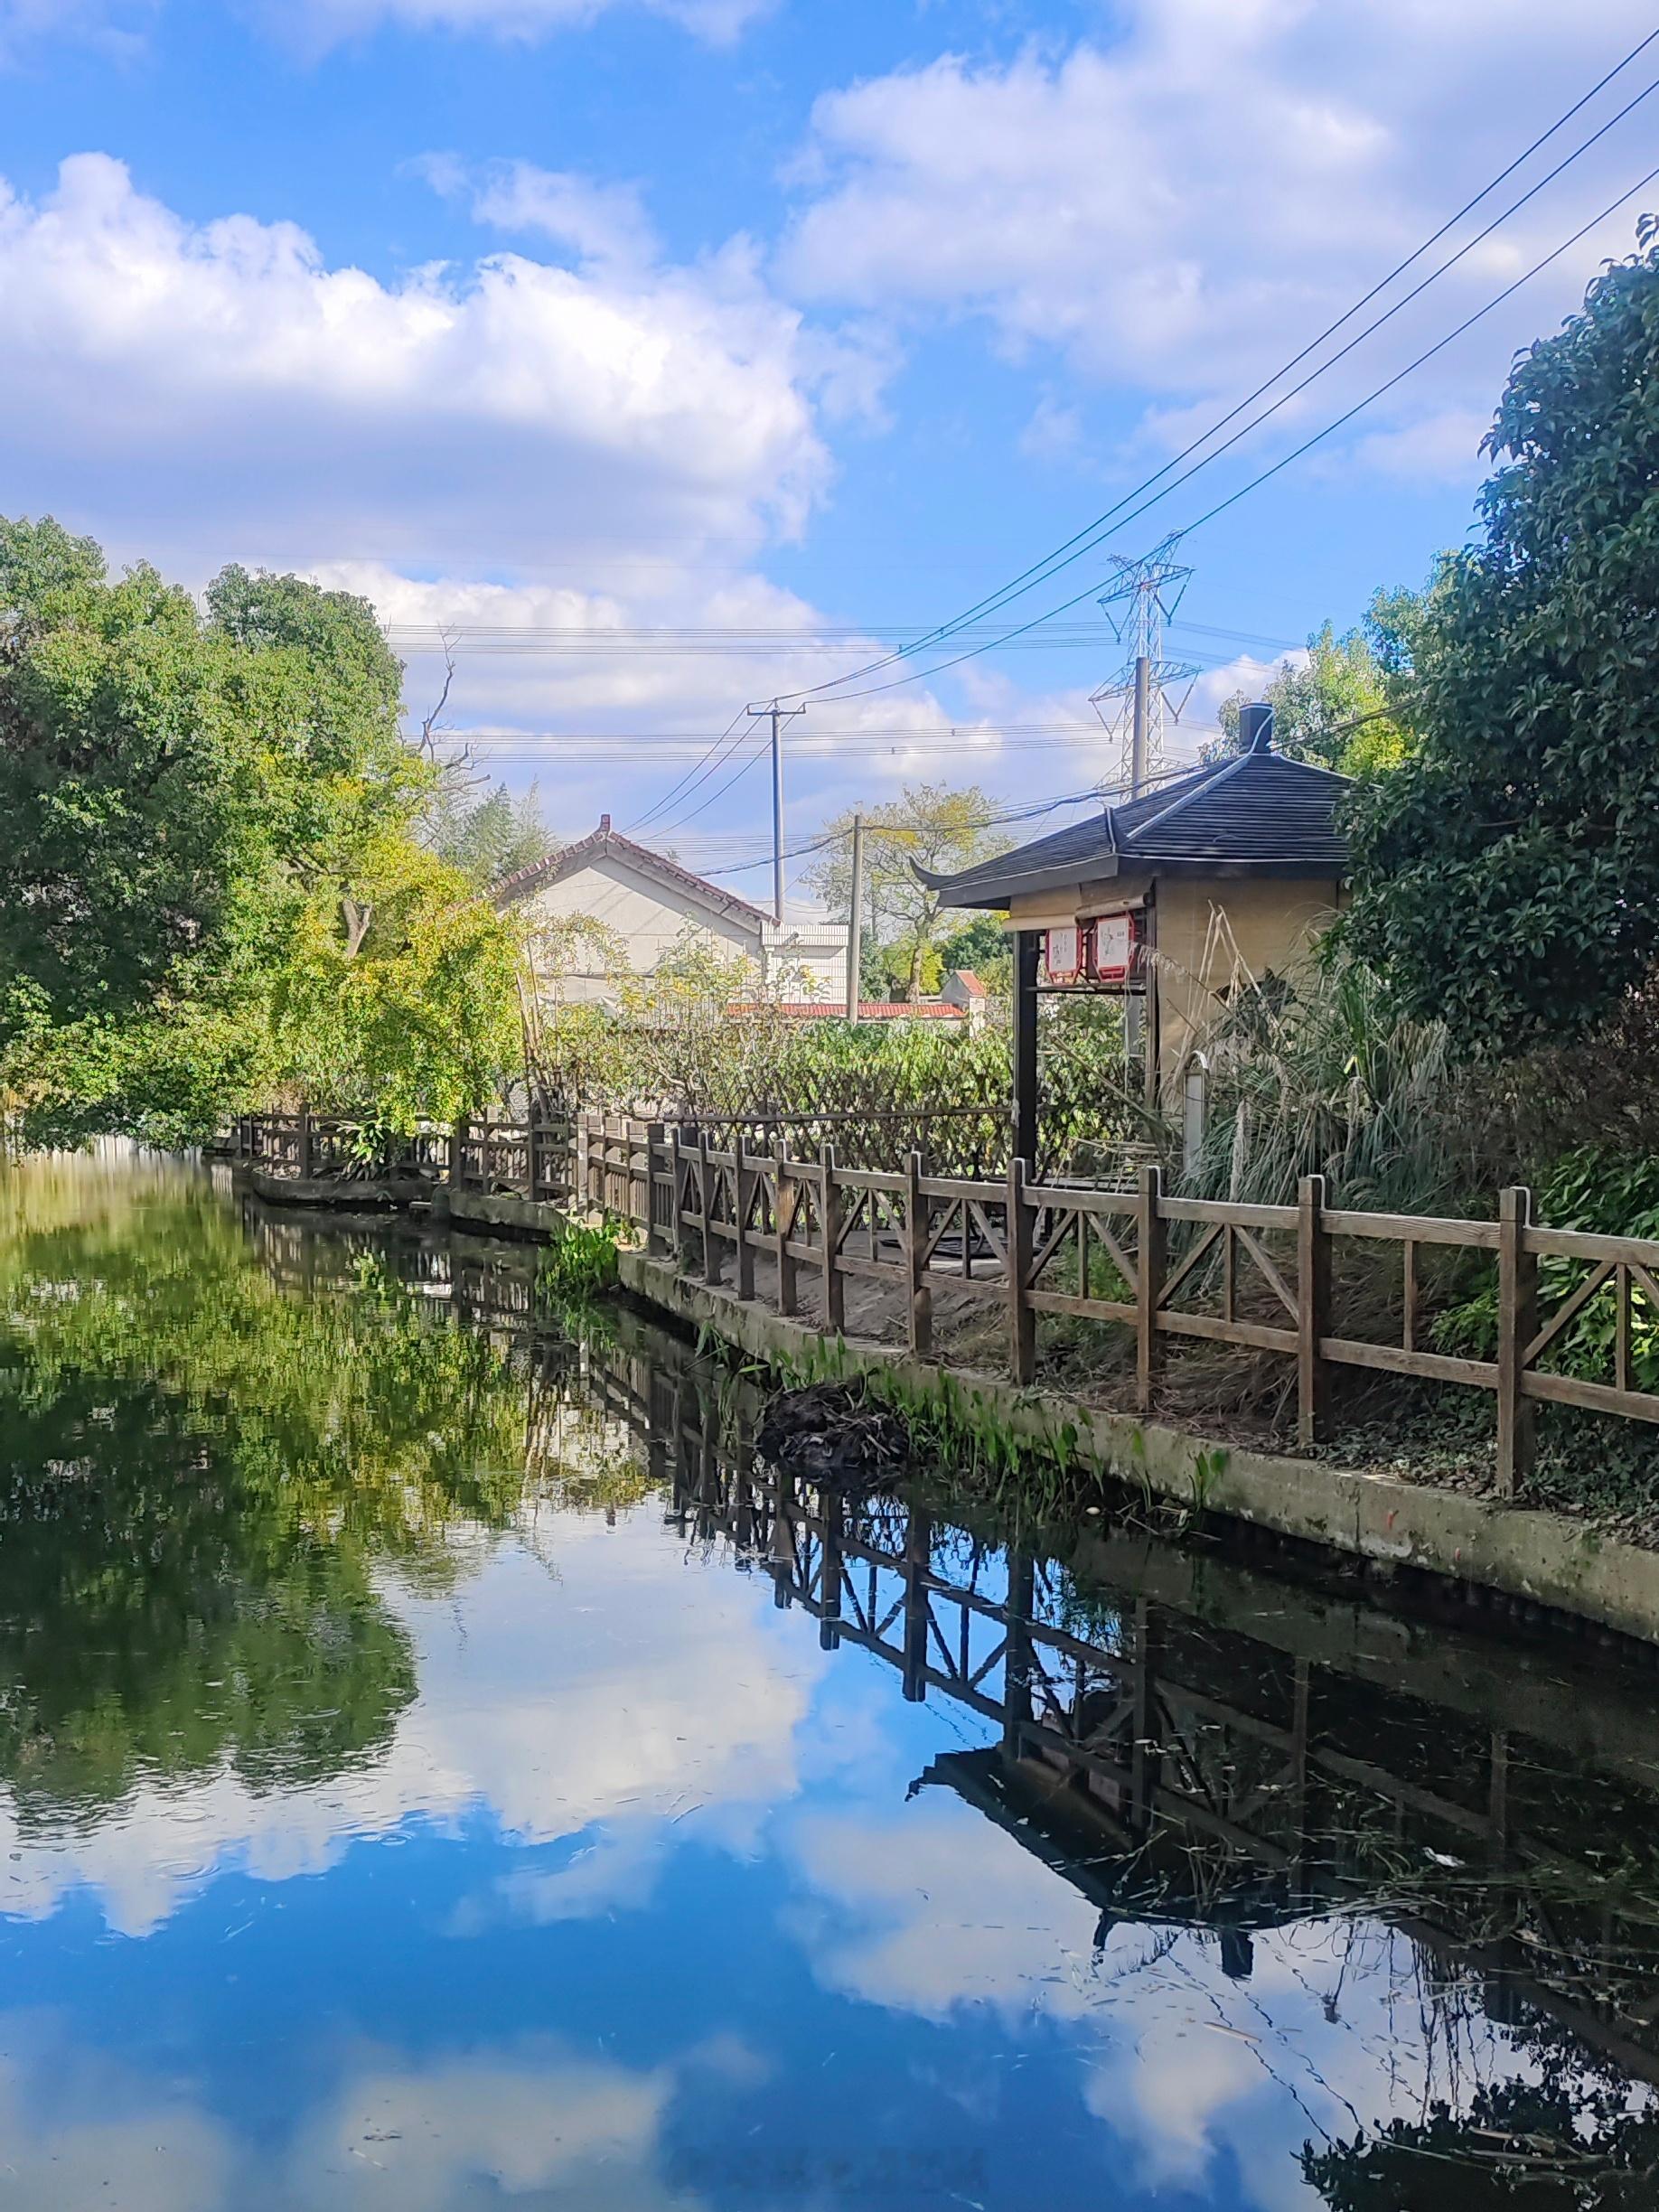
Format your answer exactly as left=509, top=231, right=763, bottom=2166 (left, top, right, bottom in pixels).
left=784, top=153, right=1659, bottom=710
left=755, top=33, right=1659, bottom=708
left=455, top=726, right=1233, bottom=758
left=624, top=701, right=749, bottom=835
left=695, top=792, right=1097, bottom=880
left=445, top=719, right=1126, bottom=740
left=652, top=732, right=773, bottom=837
left=385, top=619, right=1296, bottom=652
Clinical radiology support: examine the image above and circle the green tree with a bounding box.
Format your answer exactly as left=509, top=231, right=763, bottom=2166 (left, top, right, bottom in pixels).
left=808, top=783, right=1013, bottom=1001
left=1344, top=221, right=1659, bottom=1057
left=0, top=525, right=527, bottom=1140
left=1211, top=609, right=1411, bottom=775
left=938, top=911, right=1013, bottom=994
left=427, top=778, right=557, bottom=887
left=272, top=830, right=526, bottom=1129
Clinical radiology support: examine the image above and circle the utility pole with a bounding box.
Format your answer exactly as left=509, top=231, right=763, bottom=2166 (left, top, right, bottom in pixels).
left=746, top=699, right=806, bottom=928
left=1130, top=654, right=1150, bottom=799
left=845, top=811, right=865, bottom=1021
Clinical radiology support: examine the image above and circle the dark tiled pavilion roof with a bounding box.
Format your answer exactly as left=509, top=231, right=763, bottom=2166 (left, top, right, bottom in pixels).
left=921, top=745, right=1351, bottom=908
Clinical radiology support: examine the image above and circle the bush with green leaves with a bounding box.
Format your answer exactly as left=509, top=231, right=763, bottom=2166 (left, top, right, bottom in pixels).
left=1181, top=946, right=1467, bottom=1214
left=1435, top=1148, right=1659, bottom=1391
left=538, top=1215, right=623, bottom=1304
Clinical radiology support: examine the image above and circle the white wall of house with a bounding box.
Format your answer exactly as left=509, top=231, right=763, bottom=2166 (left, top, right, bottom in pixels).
left=516, top=849, right=847, bottom=1005
left=761, top=908, right=848, bottom=1002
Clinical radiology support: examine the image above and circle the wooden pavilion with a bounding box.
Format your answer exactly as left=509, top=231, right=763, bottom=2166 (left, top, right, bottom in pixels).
left=919, top=707, right=1351, bottom=1166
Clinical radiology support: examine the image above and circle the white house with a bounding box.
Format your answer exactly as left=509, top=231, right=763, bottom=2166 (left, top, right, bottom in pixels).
left=496, top=816, right=849, bottom=1006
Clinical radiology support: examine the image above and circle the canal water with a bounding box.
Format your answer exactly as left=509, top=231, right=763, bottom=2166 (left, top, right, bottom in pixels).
left=5, top=1154, right=1659, bottom=2208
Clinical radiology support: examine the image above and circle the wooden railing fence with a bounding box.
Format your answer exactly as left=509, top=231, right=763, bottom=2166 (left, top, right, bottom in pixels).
left=230, top=1109, right=574, bottom=1203
left=227, top=1109, right=1659, bottom=1485
left=644, top=1133, right=1659, bottom=1491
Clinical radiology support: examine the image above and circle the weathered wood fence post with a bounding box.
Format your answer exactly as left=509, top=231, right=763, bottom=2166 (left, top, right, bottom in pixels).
left=575, top=1114, right=591, bottom=1216
left=645, top=1123, right=668, bottom=1256
left=1007, top=1156, right=1035, bottom=1384
left=698, top=1129, right=719, bottom=1287
left=448, top=1116, right=464, bottom=1191
left=735, top=1139, right=755, bottom=1301
left=820, top=1142, right=845, bottom=1334
left=1298, top=1173, right=1331, bottom=1450
left=670, top=1126, right=686, bottom=1270
left=296, top=1102, right=314, bottom=1182
left=1137, top=1164, right=1165, bottom=1415
left=905, top=1150, right=933, bottom=1358
left=1495, top=1184, right=1536, bottom=1497
left=774, top=1139, right=797, bottom=1318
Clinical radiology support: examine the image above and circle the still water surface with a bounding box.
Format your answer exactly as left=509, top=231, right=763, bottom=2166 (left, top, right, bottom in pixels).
left=5, top=1152, right=1659, bottom=2208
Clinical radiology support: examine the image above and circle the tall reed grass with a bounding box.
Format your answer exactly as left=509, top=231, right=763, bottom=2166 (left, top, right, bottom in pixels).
left=1180, top=949, right=1472, bottom=1214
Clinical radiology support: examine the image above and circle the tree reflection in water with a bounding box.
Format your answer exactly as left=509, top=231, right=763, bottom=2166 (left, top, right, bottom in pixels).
left=0, top=1153, right=638, bottom=1823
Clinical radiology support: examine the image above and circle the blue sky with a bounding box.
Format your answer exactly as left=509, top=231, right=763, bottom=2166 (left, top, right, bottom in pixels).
left=3, top=0, right=1656, bottom=893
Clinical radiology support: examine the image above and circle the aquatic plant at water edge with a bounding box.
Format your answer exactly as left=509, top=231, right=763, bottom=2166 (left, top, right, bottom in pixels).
left=537, top=1214, right=623, bottom=1303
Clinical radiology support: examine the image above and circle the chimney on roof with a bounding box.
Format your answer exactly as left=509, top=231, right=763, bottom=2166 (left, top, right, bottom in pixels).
left=1240, top=702, right=1274, bottom=754
left=599, top=813, right=612, bottom=833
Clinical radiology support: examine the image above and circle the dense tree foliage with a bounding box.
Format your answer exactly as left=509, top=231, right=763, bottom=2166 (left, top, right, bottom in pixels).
left=274, top=830, right=525, bottom=1127
left=1344, top=223, right=1659, bottom=1057
left=0, top=521, right=526, bottom=1140
left=938, top=910, right=1013, bottom=993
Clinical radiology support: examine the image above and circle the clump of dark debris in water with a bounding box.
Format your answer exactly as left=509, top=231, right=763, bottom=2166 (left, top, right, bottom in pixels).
left=755, top=1382, right=911, bottom=1483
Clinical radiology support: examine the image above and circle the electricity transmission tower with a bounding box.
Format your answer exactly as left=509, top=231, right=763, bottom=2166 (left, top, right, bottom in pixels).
left=1090, top=532, right=1200, bottom=795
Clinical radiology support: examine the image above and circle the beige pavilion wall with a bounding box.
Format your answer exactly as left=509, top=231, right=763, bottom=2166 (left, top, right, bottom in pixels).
left=1005, top=869, right=1345, bottom=1086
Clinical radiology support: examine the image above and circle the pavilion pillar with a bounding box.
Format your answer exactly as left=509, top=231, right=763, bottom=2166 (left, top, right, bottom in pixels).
left=1013, top=929, right=1040, bottom=1174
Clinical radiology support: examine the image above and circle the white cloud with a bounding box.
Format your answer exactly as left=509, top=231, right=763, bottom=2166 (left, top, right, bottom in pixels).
left=789, top=1797, right=1106, bottom=2024
left=0, top=153, right=830, bottom=575
left=419, top=155, right=660, bottom=272
left=0, top=0, right=155, bottom=64
left=0, top=153, right=924, bottom=846
left=783, top=1, right=1659, bottom=483
left=0, top=2038, right=231, bottom=2212
left=0, top=2023, right=712, bottom=2212
left=282, top=2045, right=693, bottom=2212
left=1351, top=405, right=1493, bottom=481
left=1017, top=393, right=1083, bottom=464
